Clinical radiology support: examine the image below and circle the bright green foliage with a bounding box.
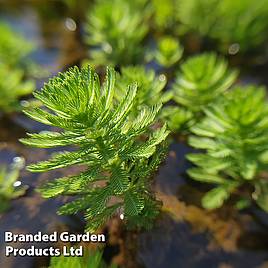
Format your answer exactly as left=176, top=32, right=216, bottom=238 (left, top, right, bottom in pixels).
left=115, top=66, right=170, bottom=117
left=0, top=23, right=34, bottom=68
left=151, top=0, right=178, bottom=31
left=187, top=86, right=268, bottom=211
left=20, top=65, right=169, bottom=231
left=154, top=36, right=183, bottom=67
left=172, top=53, right=238, bottom=119
left=0, top=23, right=36, bottom=113
left=0, top=64, right=35, bottom=113
left=85, top=0, right=150, bottom=66
left=50, top=248, right=117, bottom=268
left=160, top=106, right=193, bottom=133
left=177, top=0, right=219, bottom=37
left=214, top=0, right=268, bottom=53
left=168, top=53, right=237, bottom=132
left=0, top=157, right=27, bottom=213
left=177, top=0, right=268, bottom=53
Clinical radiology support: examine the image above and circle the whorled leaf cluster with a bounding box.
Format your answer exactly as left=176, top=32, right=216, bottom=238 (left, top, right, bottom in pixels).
left=163, top=53, right=238, bottom=132
left=21, top=65, right=169, bottom=231
left=115, top=66, right=170, bottom=117
left=85, top=0, right=151, bottom=67
left=187, top=86, right=268, bottom=211
left=153, top=36, right=183, bottom=67
left=172, top=53, right=238, bottom=113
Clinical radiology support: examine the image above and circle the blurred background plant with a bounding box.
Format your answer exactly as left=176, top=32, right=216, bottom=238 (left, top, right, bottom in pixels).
left=159, top=106, right=193, bottom=134
left=0, top=64, right=35, bottom=114
left=0, top=23, right=34, bottom=69
left=50, top=247, right=117, bottom=268
left=115, top=66, right=170, bottom=118
left=187, top=85, right=268, bottom=211
left=0, top=22, right=45, bottom=78
left=151, top=36, right=183, bottom=68
left=0, top=156, right=27, bottom=214
left=85, top=0, right=151, bottom=67
left=151, top=0, right=178, bottom=32
left=177, top=0, right=268, bottom=55
left=0, top=22, right=42, bottom=114
left=82, top=0, right=268, bottom=68
left=165, top=53, right=238, bottom=132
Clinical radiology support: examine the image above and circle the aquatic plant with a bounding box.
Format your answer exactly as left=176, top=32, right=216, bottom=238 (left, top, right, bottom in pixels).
left=20, top=65, right=169, bottom=231
left=170, top=53, right=238, bottom=129
left=177, top=0, right=268, bottom=53
left=177, top=0, right=219, bottom=37
left=50, top=248, right=117, bottom=268
left=0, top=64, right=35, bottom=113
left=115, top=66, right=169, bottom=117
left=0, top=157, right=27, bottom=213
left=85, top=0, right=150, bottom=66
left=0, top=23, right=34, bottom=68
left=153, top=36, right=183, bottom=67
left=187, top=86, right=268, bottom=211
left=0, top=23, right=38, bottom=114
left=160, top=106, right=193, bottom=133
left=151, top=0, right=178, bottom=31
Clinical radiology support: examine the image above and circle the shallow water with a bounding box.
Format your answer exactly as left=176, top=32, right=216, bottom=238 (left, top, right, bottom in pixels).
left=135, top=143, right=268, bottom=268
left=0, top=2, right=86, bottom=267
left=0, top=1, right=268, bottom=268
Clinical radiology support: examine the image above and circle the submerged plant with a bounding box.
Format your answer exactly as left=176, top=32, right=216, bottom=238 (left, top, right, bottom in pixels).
left=177, top=0, right=268, bottom=53
left=0, top=64, right=35, bottom=113
left=187, top=86, right=268, bottom=211
left=85, top=0, right=150, bottom=66
left=115, top=66, right=169, bottom=117
left=170, top=53, right=238, bottom=129
left=21, top=65, right=169, bottom=231
left=153, top=36, right=183, bottom=67
left=0, top=157, right=27, bottom=213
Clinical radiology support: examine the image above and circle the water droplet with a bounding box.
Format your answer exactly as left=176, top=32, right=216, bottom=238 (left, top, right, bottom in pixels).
left=13, top=181, right=22, bottom=187
left=228, top=43, right=240, bottom=55
left=159, top=74, right=166, bottom=82
left=20, top=100, right=30, bottom=107
left=65, top=18, right=77, bottom=31
left=102, top=43, right=112, bottom=53
left=13, top=156, right=24, bottom=164
left=12, top=156, right=25, bottom=169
